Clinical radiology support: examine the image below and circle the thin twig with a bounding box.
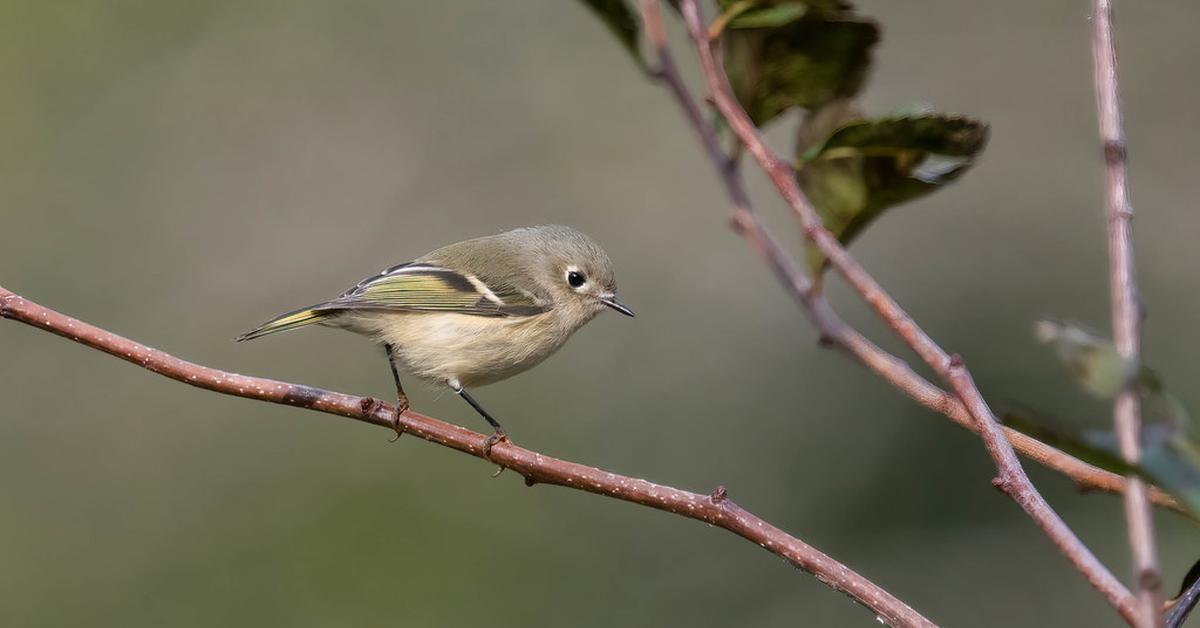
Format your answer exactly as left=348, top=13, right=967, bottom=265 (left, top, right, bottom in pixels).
left=638, top=0, right=805, bottom=310
left=671, top=0, right=1137, bottom=622
left=636, top=0, right=1178, bottom=515
left=0, top=285, right=935, bottom=628
left=1092, top=1, right=1164, bottom=625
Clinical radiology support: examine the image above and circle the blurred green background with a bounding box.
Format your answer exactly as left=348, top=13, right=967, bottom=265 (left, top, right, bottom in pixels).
left=3, top=1, right=1199, bottom=626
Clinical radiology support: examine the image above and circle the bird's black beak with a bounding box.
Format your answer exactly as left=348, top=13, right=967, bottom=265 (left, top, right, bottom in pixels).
left=599, top=295, right=635, bottom=317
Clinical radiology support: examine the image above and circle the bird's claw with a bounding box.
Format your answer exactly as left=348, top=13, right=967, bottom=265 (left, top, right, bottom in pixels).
left=389, top=396, right=410, bottom=443
left=482, top=431, right=508, bottom=458
left=483, top=431, right=510, bottom=477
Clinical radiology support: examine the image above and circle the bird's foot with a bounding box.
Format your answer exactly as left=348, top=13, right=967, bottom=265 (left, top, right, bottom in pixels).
left=482, top=430, right=508, bottom=459
left=483, top=430, right=510, bottom=477
left=389, top=395, right=410, bottom=442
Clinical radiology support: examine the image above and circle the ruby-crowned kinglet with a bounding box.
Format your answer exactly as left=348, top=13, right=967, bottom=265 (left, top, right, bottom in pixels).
left=237, top=225, right=633, bottom=450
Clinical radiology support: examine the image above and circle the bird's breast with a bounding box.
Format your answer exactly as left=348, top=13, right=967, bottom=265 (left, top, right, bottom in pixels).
left=342, top=310, right=577, bottom=388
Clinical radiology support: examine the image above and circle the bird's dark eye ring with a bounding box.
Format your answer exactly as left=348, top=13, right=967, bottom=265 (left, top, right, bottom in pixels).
left=567, top=270, right=586, bottom=288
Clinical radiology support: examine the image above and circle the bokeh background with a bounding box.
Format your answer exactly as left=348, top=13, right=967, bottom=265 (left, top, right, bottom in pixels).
left=3, top=1, right=1199, bottom=626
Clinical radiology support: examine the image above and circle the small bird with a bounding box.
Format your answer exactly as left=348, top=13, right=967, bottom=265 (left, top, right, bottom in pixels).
left=237, top=225, right=634, bottom=453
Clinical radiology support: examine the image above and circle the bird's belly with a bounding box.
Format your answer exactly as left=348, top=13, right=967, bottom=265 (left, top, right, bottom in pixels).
left=340, top=311, right=571, bottom=388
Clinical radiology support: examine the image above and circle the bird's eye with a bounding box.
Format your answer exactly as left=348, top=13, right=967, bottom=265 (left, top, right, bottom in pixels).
left=567, top=270, right=586, bottom=288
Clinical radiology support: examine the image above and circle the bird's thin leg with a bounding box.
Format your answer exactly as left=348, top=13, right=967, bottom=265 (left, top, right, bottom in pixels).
left=451, top=382, right=508, bottom=458
left=384, top=344, right=409, bottom=441
left=456, top=388, right=505, bottom=432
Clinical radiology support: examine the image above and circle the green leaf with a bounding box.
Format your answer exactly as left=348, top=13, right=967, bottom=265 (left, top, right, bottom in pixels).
left=798, top=115, right=989, bottom=161
left=795, top=114, right=989, bottom=277
left=1029, top=319, right=1200, bottom=518
left=1087, top=424, right=1200, bottom=517
left=1003, top=410, right=1200, bottom=519
left=709, top=1, right=820, bottom=38
left=578, top=0, right=648, bottom=72
left=721, top=8, right=879, bottom=127
left=709, top=1, right=758, bottom=39
left=1001, top=410, right=1140, bottom=477
left=1034, top=320, right=1135, bottom=398
left=1033, top=319, right=1185, bottom=411
left=728, top=4, right=808, bottom=29
left=1146, top=444, right=1200, bottom=519
left=716, top=0, right=852, bottom=18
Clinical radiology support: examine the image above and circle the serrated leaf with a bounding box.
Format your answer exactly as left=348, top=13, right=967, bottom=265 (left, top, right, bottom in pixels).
left=578, top=0, right=648, bottom=72
left=795, top=114, right=989, bottom=278
left=721, top=8, right=878, bottom=127
left=799, top=115, right=988, bottom=160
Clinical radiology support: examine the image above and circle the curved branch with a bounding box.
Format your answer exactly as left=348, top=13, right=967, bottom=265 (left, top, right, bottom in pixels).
left=671, top=0, right=1136, bottom=622
left=1092, top=1, right=1164, bottom=624
left=0, top=285, right=935, bottom=628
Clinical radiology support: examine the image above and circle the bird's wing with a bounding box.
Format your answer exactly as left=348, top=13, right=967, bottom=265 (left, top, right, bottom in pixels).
left=325, top=262, right=548, bottom=317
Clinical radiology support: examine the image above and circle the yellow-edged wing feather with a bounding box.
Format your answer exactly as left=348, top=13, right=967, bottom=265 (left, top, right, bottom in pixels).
left=236, top=263, right=546, bottom=342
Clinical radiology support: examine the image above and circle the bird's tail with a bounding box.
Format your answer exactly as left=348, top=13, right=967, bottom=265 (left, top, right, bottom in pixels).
left=236, top=304, right=336, bottom=342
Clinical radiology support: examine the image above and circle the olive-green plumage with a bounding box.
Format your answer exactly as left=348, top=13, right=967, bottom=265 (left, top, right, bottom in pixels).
left=237, top=225, right=633, bottom=438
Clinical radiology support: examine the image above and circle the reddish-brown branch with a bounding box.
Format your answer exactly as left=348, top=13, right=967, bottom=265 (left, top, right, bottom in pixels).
left=671, top=0, right=1137, bottom=622
left=0, top=285, right=935, bottom=628
left=1092, top=1, right=1164, bottom=625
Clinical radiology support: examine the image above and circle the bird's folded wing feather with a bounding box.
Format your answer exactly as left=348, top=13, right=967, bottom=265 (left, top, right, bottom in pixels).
left=325, top=263, right=548, bottom=317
